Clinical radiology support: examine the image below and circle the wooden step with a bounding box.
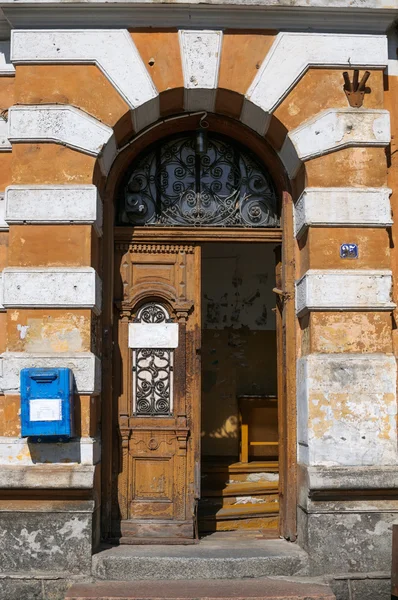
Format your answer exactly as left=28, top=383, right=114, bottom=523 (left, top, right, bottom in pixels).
left=201, top=494, right=279, bottom=509
left=199, top=501, right=279, bottom=520
left=202, top=461, right=279, bottom=474
left=199, top=515, right=279, bottom=532
left=65, top=578, right=336, bottom=600
left=202, top=481, right=279, bottom=497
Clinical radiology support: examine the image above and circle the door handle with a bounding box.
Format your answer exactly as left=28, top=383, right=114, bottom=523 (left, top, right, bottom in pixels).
left=272, top=287, right=290, bottom=300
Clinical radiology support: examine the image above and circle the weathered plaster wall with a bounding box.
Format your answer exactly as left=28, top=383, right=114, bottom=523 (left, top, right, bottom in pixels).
left=0, top=25, right=395, bottom=598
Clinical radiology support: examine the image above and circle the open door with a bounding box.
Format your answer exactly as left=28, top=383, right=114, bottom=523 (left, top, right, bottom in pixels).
left=114, top=241, right=201, bottom=542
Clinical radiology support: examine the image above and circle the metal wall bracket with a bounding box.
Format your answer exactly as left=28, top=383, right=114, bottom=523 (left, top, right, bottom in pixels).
left=343, top=70, right=371, bottom=108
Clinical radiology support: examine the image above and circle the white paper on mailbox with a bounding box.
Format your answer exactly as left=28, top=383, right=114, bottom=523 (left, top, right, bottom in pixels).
left=30, top=399, right=62, bottom=422
left=128, top=323, right=179, bottom=349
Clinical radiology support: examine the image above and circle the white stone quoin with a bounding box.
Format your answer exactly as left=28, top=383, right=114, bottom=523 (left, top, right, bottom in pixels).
left=297, top=353, right=398, bottom=467
left=5, top=185, right=103, bottom=234
left=280, top=109, right=390, bottom=178
left=294, top=187, right=393, bottom=238
left=0, top=118, right=11, bottom=151
left=0, top=41, right=15, bottom=75
left=245, top=32, right=387, bottom=115
left=0, top=436, right=100, bottom=466
left=0, top=273, right=4, bottom=312
left=0, top=352, right=101, bottom=395
left=8, top=105, right=113, bottom=156
left=296, top=270, right=395, bottom=316
left=2, top=267, right=102, bottom=314
left=179, top=30, right=223, bottom=112
left=11, top=29, right=158, bottom=111
left=0, top=193, right=8, bottom=231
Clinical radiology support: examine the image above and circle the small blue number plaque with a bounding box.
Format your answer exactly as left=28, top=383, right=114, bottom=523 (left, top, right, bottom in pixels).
left=340, top=243, right=358, bottom=259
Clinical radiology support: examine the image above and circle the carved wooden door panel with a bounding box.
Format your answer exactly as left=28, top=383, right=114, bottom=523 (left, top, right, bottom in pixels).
left=114, top=242, right=201, bottom=541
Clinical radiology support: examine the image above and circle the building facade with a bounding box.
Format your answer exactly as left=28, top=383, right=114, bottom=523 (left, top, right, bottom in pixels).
left=0, top=2, right=398, bottom=599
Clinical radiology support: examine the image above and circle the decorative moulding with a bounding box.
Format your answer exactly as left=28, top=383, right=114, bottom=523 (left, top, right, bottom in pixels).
left=299, top=464, right=398, bottom=492
left=242, top=32, right=387, bottom=135
left=2, top=267, right=102, bottom=314
left=179, top=30, right=223, bottom=112
left=5, top=185, right=103, bottom=235
left=7, top=105, right=113, bottom=156
left=0, top=352, right=101, bottom=395
left=279, top=109, right=390, bottom=179
left=0, top=435, right=100, bottom=466
left=294, top=187, right=393, bottom=238
left=10, top=29, right=158, bottom=111
left=0, top=4, right=397, bottom=35
left=295, top=269, right=395, bottom=316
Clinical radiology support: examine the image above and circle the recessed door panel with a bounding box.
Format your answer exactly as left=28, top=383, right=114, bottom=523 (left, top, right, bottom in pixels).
left=115, top=242, right=201, bottom=541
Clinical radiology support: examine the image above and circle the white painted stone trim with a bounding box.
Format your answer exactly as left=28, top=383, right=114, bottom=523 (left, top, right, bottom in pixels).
left=8, top=105, right=113, bottom=156
left=0, top=435, right=100, bottom=465
left=2, top=267, right=102, bottom=314
left=296, top=269, right=395, bottom=316
left=297, top=353, right=397, bottom=467
left=0, top=41, right=15, bottom=75
left=294, top=187, right=393, bottom=238
left=280, top=109, right=390, bottom=179
left=245, top=32, right=387, bottom=117
left=0, top=193, right=8, bottom=231
left=10, top=29, right=158, bottom=111
left=0, top=352, right=101, bottom=395
left=98, top=132, right=118, bottom=175
left=0, top=273, right=4, bottom=312
left=5, top=185, right=103, bottom=235
left=300, top=464, right=398, bottom=491
left=0, top=464, right=96, bottom=488
left=0, top=118, right=11, bottom=152
left=179, top=30, right=223, bottom=112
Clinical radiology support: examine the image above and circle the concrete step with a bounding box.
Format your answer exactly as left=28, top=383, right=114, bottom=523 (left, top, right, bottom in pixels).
left=65, top=578, right=335, bottom=600
left=92, top=538, right=309, bottom=581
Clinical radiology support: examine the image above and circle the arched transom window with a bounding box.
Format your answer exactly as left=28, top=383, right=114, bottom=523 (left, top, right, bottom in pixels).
left=117, top=133, right=279, bottom=228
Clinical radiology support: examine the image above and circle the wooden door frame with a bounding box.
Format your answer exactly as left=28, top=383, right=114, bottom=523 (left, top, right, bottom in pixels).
left=98, top=116, right=297, bottom=542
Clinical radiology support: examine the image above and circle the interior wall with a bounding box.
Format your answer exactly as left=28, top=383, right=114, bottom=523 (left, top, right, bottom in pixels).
left=201, top=242, right=278, bottom=457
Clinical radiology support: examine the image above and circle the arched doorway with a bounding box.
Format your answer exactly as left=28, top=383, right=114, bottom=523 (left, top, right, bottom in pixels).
left=106, top=119, right=296, bottom=543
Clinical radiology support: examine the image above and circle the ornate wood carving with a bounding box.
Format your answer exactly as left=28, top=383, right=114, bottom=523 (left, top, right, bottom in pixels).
left=114, top=241, right=200, bottom=540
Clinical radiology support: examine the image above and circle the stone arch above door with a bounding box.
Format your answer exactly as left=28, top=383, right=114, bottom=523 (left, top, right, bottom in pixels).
left=6, top=28, right=390, bottom=184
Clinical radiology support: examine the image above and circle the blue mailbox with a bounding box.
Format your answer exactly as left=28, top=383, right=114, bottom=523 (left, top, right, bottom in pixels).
left=21, top=368, right=74, bottom=439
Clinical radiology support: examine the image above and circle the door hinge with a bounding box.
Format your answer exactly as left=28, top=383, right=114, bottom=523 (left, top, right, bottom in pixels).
left=272, top=287, right=290, bottom=300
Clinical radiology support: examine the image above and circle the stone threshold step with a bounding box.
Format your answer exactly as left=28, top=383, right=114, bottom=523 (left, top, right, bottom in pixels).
left=92, top=539, right=309, bottom=581
left=65, top=578, right=335, bottom=600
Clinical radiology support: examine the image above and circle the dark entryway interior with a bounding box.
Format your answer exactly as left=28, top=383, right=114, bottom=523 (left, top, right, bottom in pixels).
left=199, top=243, right=280, bottom=536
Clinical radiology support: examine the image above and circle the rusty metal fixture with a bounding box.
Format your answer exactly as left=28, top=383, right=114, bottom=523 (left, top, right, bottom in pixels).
left=343, top=69, right=371, bottom=108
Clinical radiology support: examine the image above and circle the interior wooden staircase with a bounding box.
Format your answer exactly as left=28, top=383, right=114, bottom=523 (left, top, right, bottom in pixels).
left=199, top=459, right=279, bottom=534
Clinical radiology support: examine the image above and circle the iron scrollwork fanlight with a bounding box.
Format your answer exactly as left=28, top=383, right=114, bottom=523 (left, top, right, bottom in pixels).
left=118, top=133, right=279, bottom=228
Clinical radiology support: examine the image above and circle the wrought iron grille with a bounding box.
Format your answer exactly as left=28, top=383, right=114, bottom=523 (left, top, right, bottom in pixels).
left=132, top=303, right=174, bottom=416
left=118, top=133, right=279, bottom=227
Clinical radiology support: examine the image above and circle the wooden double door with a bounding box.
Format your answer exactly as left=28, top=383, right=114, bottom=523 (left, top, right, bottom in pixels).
left=112, top=229, right=295, bottom=542
left=114, top=241, right=201, bottom=541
